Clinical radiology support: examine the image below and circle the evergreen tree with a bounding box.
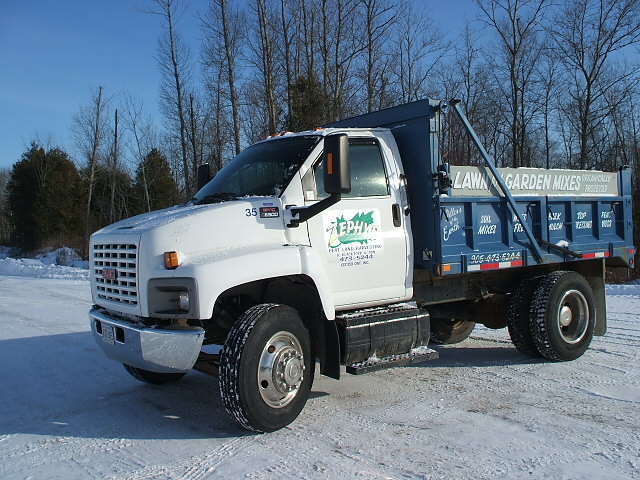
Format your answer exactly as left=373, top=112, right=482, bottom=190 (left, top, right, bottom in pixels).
left=286, top=75, right=330, bottom=132
left=0, top=168, right=10, bottom=245
left=91, top=166, right=133, bottom=227
left=132, top=148, right=179, bottom=215
left=7, top=143, right=82, bottom=250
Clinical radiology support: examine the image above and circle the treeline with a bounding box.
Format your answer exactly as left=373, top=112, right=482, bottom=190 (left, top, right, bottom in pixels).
left=1, top=0, right=639, bottom=260
left=1, top=145, right=176, bottom=253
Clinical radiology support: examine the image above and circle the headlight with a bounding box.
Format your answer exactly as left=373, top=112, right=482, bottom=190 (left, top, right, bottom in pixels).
left=178, top=291, right=190, bottom=311
left=148, top=278, right=198, bottom=317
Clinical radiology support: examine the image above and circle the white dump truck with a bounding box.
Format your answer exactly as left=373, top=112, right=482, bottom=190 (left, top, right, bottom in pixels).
left=90, top=99, right=635, bottom=432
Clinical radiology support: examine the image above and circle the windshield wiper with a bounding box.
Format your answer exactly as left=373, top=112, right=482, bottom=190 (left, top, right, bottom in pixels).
left=192, top=192, right=239, bottom=205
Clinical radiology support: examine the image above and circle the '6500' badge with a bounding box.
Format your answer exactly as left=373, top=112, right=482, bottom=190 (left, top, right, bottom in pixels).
left=102, top=268, right=118, bottom=280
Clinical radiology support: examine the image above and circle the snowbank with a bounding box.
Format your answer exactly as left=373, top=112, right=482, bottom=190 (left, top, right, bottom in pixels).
left=606, top=278, right=640, bottom=296
left=36, top=246, right=89, bottom=269
left=0, top=257, right=89, bottom=280
left=0, top=247, right=89, bottom=280
left=0, top=246, right=17, bottom=259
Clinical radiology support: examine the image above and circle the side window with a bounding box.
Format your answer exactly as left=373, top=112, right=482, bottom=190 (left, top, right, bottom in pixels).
left=314, top=139, right=389, bottom=198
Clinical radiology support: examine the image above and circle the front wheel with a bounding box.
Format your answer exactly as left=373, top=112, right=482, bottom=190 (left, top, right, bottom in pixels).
left=530, top=271, right=595, bottom=361
left=430, top=318, right=475, bottom=344
left=219, top=304, right=313, bottom=432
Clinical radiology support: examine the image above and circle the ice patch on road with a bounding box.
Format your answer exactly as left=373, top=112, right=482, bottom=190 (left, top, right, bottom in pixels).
left=576, top=384, right=640, bottom=404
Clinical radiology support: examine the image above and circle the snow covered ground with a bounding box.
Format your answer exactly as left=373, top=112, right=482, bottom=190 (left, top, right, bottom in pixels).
left=0, top=263, right=639, bottom=479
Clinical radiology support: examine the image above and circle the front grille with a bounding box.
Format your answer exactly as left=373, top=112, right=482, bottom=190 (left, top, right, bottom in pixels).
left=93, top=243, right=138, bottom=306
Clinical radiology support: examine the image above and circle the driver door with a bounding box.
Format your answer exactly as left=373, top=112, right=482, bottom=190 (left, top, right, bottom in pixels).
left=304, top=137, right=409, bottom=308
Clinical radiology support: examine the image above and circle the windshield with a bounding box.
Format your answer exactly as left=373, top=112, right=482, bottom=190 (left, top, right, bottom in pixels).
left=192, top=135, right=320, bottom=204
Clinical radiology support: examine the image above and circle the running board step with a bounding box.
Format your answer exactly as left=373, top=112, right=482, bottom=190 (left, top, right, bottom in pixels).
left=336, top=302, right=432, bottom=368
left=346, top=347, right=439, bottom=375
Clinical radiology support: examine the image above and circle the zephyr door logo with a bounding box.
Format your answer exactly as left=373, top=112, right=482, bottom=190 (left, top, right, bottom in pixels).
left=101, top=268, right=118, bottom=280
left=326, top=210, right=380, bottom=248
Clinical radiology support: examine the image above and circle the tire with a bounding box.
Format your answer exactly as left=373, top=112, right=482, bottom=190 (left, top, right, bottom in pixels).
left=529, top=271, right=595, bottom=361
left=430, top=318, right=475, bottom=344
left=506, top=276, right=543, bottom=357
left=123, top=364, right=186, bottom=385
left=219, top=304, right=313, bottom=432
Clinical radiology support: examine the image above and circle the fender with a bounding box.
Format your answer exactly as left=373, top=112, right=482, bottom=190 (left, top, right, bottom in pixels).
left=178, top=244, right=336, bottom=321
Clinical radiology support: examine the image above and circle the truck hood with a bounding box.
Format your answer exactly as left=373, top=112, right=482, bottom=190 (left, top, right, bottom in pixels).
left=91, top=197, right=291, bottom=272
left=93, top=202, right=225, bottom=235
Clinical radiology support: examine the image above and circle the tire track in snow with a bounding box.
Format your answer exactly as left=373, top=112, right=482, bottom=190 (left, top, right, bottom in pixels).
left=106, top=435, right=256, bottom=480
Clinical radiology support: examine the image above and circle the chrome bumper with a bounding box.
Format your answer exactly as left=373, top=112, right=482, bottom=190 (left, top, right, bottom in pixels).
left=90, top=307, right=205, bottom=373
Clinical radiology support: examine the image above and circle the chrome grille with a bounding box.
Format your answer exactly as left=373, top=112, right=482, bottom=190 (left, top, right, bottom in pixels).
left=93, top=243, right=138, bottom=305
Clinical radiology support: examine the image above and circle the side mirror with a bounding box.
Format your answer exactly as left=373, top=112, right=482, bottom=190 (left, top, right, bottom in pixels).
left=196, top=163, right=211, bottom=191
left=323, top=134, right=351, bottom=195
left=287, top=134, right=350, bottom=228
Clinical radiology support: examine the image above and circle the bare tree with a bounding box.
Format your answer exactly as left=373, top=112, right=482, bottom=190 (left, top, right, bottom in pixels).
left=449, top=22, right=492, bottom=165
left=629, top=91, right=640, bottom=178
left=107, top=108, right=122, bottom=224
left=394, top=0, right=449, bottom=103
left=536, top=44, right=561, bottom=168
left=254, top=0, right=279, bottom=135
left=208, top=61, right=229, bottom=173
left=73, top=86, right=108, bottom=258
left=201, top=35, right=234, bottom=174
left=279, top=0, right=300, bottom=120
left=187, top=92, right=211, bottom=181
left=548, top=0, right=640, bottom=169
left=477, top=0, right=549, bottom=167
left=146, top=0, right=193, bottom=197
left=202, top=0, right=244, bottom=155
left=360, top=0, right=396, bottom=112
left=317, top=0, right=368, bottom=119
left=299, top=0, right=317, bottom=79
left=122, top=94, right=157, bottom=213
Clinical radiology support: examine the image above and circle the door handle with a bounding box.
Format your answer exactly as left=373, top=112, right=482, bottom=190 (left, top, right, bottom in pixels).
left=392, top=203, right=402, bottom=227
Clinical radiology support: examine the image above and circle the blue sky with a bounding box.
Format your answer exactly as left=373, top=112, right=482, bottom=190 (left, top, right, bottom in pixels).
left=0, top=0, right=469, bottom=170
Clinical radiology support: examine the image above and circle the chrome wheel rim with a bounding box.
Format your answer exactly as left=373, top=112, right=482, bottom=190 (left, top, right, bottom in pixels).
left=257, top=331, right=305, bottom=408
left=556, top=289, right=589, bottom=344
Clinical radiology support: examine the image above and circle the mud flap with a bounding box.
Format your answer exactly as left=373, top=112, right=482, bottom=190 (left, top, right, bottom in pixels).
left=321, top=319, right=341, bottom=380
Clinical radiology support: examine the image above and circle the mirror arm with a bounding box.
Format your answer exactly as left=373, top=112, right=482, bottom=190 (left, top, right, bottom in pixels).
left=287, top=194, right=341, bottom=227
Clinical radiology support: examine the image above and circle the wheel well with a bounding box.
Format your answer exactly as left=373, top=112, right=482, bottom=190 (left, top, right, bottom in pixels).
left=204, top=275, right=324, bottom=342
left=205, top=275, right=340, bottom=378
left=417, top=260, right=606, bottom=331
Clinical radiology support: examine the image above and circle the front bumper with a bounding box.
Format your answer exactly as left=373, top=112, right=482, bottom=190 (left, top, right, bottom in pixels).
left=90, top=307, right=205, bottom=373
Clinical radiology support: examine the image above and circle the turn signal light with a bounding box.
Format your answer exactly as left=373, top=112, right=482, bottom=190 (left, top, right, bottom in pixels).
left=164, top=251, right=180, bottom=269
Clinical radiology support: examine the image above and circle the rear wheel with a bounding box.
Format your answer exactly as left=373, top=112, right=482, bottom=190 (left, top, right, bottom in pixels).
left=430, top=318, right=475, bottom=344
left=123, top=365, right=186, bottom=385
left=506, top=276, right=543, bottom=357
left=219, top=304, right=313, bottom=432
left=530, top=271, right=595, bottom=361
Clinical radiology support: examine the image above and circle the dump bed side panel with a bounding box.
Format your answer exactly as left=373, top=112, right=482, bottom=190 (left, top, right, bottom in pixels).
left=434, top=167, right=635, bottom=276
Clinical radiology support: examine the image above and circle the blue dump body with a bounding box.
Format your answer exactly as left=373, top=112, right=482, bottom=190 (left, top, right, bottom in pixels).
left=327, top=100, right=635, bottom=276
